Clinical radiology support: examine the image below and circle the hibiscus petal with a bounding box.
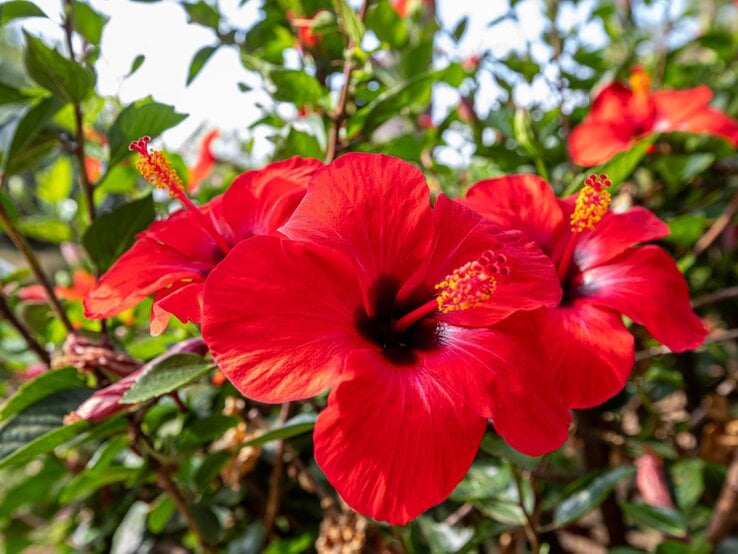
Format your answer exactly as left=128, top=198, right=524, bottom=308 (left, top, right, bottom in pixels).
left=202, top=235, right=364, bottom=403
left=651, top=86, right=713, bottom=128
left=84, top=238, right=210, bottom=319
left=568, top=121, right=636, bottom=167
left=588, top=83, right=634, bottom=122
left=671, top=106, right=738, bottom=145
left=417, top=196, right=561, bottom=327
left=573, top=207, right=670, bottom=271
left=280, top=153, right=433, bottom=289
left=578, top=246, right=706, bottom=352
left=314, top=350, right=486, bottom=525
left=222, top=157, right=322, bottom=241
left=150, top=282, right=204, bottom=335
left=535, top=301, right=634, bottom=409
left=462, top=174, right=564, bottom=251
left=425, top=319, right=572, bottom=455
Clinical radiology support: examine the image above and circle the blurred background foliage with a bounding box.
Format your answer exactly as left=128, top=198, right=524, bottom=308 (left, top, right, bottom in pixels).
left=1, top=0, right=738, bottom=552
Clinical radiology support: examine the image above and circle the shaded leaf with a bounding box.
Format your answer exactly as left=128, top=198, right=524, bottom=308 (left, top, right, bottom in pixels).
left=82, top=195, right=155, bottom=272
left=107, top=100, right=188, bottom=167
left=2, top=96, right=64, bottom=175
left=111, top=501, right=149, bottom=554
left=621, top=502, right=687, bottom=537
left=553, top=466, right=636, bottom=528
left=23, top=32, right=95, bottom=103
left=121, top=354, right=213, bottom=404
left=72, top=1, right=109, bottom=46
left=0, top=366, right=84, bottom=421
left=333, top=0, right=365, bottom=44
left=241, top=413, right=317, bottom=448
left=0, top=1, right=46, bottom=25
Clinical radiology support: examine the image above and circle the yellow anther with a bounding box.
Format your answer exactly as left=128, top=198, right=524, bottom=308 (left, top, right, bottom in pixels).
left=570, top=174, right=612, bottom=233
left=629, top=66, right=651, bottom=98
left=435, top=250, right=509, bottom=313
left=135, top=151, right=184, bottom=198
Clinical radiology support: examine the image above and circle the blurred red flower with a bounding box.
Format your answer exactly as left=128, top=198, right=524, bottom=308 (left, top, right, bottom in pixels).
left=462, top=174, right=706, bottom=409
left=85, top=152, right=322, bottom=335
left=569, top=67, right=738, bottom=166
left=187, top=129, right=219, bottom=192
left=202, top=153, right=570, bottom=524
left=19, top=269, right=96, bottom=303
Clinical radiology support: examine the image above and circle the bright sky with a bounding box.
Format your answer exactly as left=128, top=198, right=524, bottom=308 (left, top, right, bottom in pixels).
left=13, top=0, right=692, bottom=164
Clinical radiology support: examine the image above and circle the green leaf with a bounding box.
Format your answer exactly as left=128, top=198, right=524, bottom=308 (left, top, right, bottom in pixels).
left=107, top=100, right=188, bottom=167
left=82, top=195, right=155, bottom=272
left=347, top=69, right=441, bottom=137
left=565, top=135, right=658, bottom=195
left=72, top=1, right=109, bottom=46
left=653, top=153, right=716, bottom=188
left=37, top=156, right=73, bottom=203
left=16, top=216, right=72, bottom=243
left=3, top=96, right=64, bottom=175
left=553, top=466, right=636, bottom=528
left=0, top=82, right=32, bottom=105
left=451, top=461, right=533, bottom=525
left=333, top=0, right=365, bottom=45
left=111, top=501, right=149, bottom=554
left=621, top=502, right=687, bottom=537
left=176, top=415, right=241, bottom=449
left=0, top=366, right=85, bottom=421
left=670, top=458, right=704, bottom=511
left=183, top=1, right=220, bottom=28
left=271, top=70, right=325, bottom=106
left=23, top=32, right=95, bottom=103
left=241, top=413, right=317, bottom=448
left=187, top=45, right=218, bottom=85
left=0, top=1, right=46, bottom=25
left=121, top=353, right=213, bottom=404
left=194, top=450, right=232, bottom=488
left=666, top=213, right=706, bottom=247
left=148, top=495, right=175, bottom=534
left=366, top=1, right=408, bottom=48
left=60, top=435, right=132, bottom=502
left=126, top=54, right=145, bottom=77
left=452, top=16, right=469, bottom=41
left=0, top=388, right=92, bottom=469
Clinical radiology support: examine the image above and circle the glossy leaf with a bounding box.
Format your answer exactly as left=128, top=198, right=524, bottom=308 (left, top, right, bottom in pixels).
left=121, top=354, right=213, bottom=404
left=82, top=194, right=155, bottom=272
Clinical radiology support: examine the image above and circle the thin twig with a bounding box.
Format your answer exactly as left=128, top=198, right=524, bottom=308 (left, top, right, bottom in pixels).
left=63, top=1, right=96, bottom=222
left=511, top=465, right=540, bottom=554
left=635, top=328, right=738, bottom=362
left=263, top=402, right=292, bottom=545
left=692, top=286, right=738, bottom=309
left=0, top=200, right=74, bottom=333
left=130, top=420, right=217, bottom=554
left=324, top=0, right=371, bottom=163
left=707, top=446, right=738, bottom=546
left=0, top=290, right=50, bottom=365
left=694, top=188, right=738, bottom=256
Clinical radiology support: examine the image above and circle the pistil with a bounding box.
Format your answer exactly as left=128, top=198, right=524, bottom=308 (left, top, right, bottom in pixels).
left=393, top=250, right=510, bottom=331
left=129, top=136, right=231, bottom=255
left=556, top=174, right=611, bottom=280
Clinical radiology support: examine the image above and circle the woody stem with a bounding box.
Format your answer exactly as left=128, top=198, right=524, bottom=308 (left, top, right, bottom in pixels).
left=393, top=299, right=438, bottom=332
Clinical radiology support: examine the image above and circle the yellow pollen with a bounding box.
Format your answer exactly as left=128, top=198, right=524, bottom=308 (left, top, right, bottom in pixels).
left=135, top=150, right=184, bottom=198
left=570, top=174, right=612, bottom=233
left=629, top=67, right=651, bottom=98
left=435, top=250, right=510, bottom=313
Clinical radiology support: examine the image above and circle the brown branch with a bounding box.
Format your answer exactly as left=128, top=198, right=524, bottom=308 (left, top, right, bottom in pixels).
left=0, top=290, right=50, bottom=365
left=0, top=200, right=74, bottom=333
left=324, top=0, right=371, bottom=163
left=692, top=286, right=738, bottom=309
left=635, top=328, right=738, bottom=362
left=694, top=188, right=738, bottom=256
left=707, top=446, right=738, bottom=546
left=130, top=421, right=217, bottom=554
left=262, top=402, right=292, bottom=545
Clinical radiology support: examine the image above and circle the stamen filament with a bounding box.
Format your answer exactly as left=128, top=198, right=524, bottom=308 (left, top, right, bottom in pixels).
left=129, top=137, right=231, bottom=255
left=393, top=299, right=437, bottom=332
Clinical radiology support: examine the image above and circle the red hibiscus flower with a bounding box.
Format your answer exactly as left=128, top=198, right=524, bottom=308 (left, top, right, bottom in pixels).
left=569, top=67, right=738, bottom=166
left=462, top=174, right=706, bottom=409
left=19, top=269, right=96, bottom=303
left=202, top=153, right=571, bottom=524
left=84, top=137, right=322, bottom=335
left=187, top=129, right=219, bottom=193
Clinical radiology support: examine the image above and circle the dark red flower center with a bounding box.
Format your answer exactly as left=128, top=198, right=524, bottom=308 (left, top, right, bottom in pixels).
left=354, top=251, right=511, bottom=364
